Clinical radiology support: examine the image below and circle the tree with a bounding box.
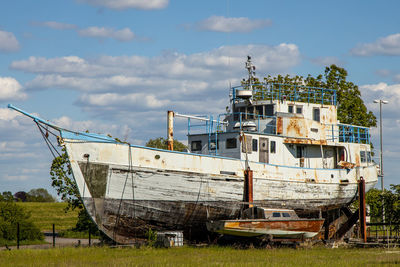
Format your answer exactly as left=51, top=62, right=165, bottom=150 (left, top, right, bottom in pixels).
left=366, top=185, right=400, bottom=228
left=26, top=188, right=56, bottom=202
left=0, top=191, right=14, bottom=202
left=50, top=147, right=99, bottom=233
left=50, top=147, right=82, bottom=211
left=14, top=191, right=28, bottom=202
left=0, top=192, right=43, bottom=242
left=146, top=137, right=187, bottom=152
left=263, top=65, right=376, bottom=128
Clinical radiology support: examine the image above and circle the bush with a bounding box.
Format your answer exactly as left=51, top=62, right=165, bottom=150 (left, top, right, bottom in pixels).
left=0, top=200, right=43, bottom=242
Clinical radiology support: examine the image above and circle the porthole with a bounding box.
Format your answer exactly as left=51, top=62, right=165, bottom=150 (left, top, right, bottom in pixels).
left=155, top=155, right=160, bottom=160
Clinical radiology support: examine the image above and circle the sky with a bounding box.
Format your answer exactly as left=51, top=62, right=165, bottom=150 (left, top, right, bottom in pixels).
left=0, top=0, right=399, bottom=197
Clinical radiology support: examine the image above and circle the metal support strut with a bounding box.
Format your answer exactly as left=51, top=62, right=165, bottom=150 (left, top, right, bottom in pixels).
left=243, top=168, right=253, bottom=209
left=167, top=110, right=174, bottom=151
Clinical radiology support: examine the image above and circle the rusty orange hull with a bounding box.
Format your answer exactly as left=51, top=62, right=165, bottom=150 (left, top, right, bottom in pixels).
left=207, top=219, right=325, bottom=238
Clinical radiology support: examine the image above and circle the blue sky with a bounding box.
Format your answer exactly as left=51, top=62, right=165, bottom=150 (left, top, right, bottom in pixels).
left=0, top=0, right=399, bottom=197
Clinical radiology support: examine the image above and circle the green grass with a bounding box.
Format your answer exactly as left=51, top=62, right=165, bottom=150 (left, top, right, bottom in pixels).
left=1, top=246, right=400, bottom=266
left=16, top=202, right=79, bottom=232
left=0, top=239, right=47, bottom=247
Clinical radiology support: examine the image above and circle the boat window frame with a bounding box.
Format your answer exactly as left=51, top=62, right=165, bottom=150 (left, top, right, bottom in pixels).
left=288, top=105, right=294, bottom=113
left=360, top=150, right=366, bottom=163
left=265, top=104, right=274, bottom=116
left=313, top=107, right=320, bottom=122
left=209, top=139, right=219, bottom=150
left=252, top=139, right=258, bottom=152
left=226, top=138, right=237, bottom=149
left=191, top=140, right=202, bottom=151
left=272, top=212, right=281, bottom=217
left=270, top=140, right=276, bottom=154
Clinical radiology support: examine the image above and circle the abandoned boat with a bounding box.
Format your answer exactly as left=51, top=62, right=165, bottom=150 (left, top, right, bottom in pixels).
left=206, top=207, right=325, bottom=239
left=8, top=57, right=378, bottom=244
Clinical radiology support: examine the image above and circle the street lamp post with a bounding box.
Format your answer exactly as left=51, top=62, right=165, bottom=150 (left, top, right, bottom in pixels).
left=374, top=99, right=388, bottom=224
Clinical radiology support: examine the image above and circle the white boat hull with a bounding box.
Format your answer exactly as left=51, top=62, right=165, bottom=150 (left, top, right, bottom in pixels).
left=64, top=140, right=378, bottom=243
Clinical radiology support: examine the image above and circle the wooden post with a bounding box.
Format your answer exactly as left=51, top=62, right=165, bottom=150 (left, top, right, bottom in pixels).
left=52, top=223, right=56, bottom=247
left=17, top=222, right=20, bottom=249
left=89, top=227, right=91, bottom=247
left=244, top=168, right=253, bottom=209
left=359, top=177, right=367, bottom=243
left=167, top=111, right=174, bottom=151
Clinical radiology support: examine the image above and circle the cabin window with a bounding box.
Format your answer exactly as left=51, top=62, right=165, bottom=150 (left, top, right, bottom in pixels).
left=209, top=139, right=219, bottom=150
left=252, top=139, right=258, bottom=152
left=270, top=141, right=276, bottom=153
left=191, top=141, right=202, bottom=151
left=282, top=213, right=291, bottom=217
left=296, top=106, right=302, bottom=114
left=367, top=151, right=372, bottom=163
left=272, top=212, right=281, bottom=217
left=226, top=138, right=237, bottom=149
left=288, top=105, right=294, bottom=113
left=265, top=104, right=274, bottom=116
left=256, top=105, right=264, bottom=118
left=313, top=108, right=320, bottom=122
left=360, top=151, right=366, bottom=163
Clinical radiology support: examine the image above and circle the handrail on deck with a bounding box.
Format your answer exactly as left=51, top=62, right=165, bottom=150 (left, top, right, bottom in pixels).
left=326, top=124, right=371, bottom=144
left=232, top=83, right=336, bottom=105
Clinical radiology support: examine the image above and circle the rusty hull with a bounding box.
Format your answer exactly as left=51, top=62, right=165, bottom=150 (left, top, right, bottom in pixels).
left=277, top=116, right=328, bottom=142
left=284, top=138, right=327, bottom=146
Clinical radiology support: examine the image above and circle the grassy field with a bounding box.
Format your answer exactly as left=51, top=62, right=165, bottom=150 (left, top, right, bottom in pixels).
left=17, top=202, right=79, bottom=231
left=1, top=246, right=400, bottom=266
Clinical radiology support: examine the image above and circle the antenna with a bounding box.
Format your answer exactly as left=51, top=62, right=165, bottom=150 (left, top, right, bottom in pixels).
left=245, top=55, right=255, bottom=90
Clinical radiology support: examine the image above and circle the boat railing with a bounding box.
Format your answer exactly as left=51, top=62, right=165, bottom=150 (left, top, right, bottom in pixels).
left=325, top=123, right=370, bottom=144
left=232, top=112, right=277, bottom=134
left=232, top=83, right=336, bottom=106
left=187, top=112, right=276, bottom=135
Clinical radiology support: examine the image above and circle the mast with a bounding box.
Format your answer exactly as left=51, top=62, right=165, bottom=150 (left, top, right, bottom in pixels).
left=245, top=55, right=256, bottom=91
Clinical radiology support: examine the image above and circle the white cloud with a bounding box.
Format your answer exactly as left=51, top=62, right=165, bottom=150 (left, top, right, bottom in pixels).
left=0, top=77, right=27, bottom=101
left=0, top=30, right=20, bottom=52
left=78, top=27, right=135, bottom=41
left=32, top=21, right=138, bottom=42
left=350, top=33, right=400, bottom=56
left=77, top=0, right=169, bottom=10
left=79, top=92, right=170, bottom=109
left=32, top=21, right=77, bottom=30
left=0, top=107, right=20, bottom=121
left=10, top=43, right=300, bottom=121
left=11, top=44, right=299, bottom=81
left=197, top=16, right=272, bottom=33
left=360, top=82, right=400, bottom=122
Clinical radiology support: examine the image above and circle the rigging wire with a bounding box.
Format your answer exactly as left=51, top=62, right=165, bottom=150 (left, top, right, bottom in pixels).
left=113, top=144, right=133, bottom=242
left=183, top=175, right=204, bottom=226
left=36, top=122, right=61, bottom=158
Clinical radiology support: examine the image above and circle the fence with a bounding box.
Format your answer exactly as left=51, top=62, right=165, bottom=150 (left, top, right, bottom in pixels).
left=367, top=223, right=400, bottom=242
left=1, top=222, right=96, bottom=250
